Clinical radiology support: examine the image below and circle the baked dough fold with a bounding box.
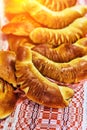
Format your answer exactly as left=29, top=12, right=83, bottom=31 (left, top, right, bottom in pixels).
left=15, top=45, right=74, bottom=108
left=30, top=17, right=87, bottom=46
left=32, top=51, right=87, bottom=84
left=36, top=0, right=77, bottom=11
left=0, top=79, right=18, bottom=119
left=25, top=0, right=87, bottom=29
left=0, top=51, right=16, bottom=87
left=32, top=37, right=87, bottom=62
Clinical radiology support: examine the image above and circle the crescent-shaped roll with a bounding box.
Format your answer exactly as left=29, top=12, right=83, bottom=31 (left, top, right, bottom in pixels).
left=1, top=13, right=41, bottom=36
left=36, top=0, right=77, bottom=11
left=30, top=17, right=87, bottom=46
left=0, top=79, right=18, bottom=119
left=0, top=51, right=16, bottom=87
left=25, top=0, right=87, bottom=29
left=15, top=45, right=74, bottom=108
left=32, top=51, right=87, bottom=84
left=32, top=37, right=87, bottom=62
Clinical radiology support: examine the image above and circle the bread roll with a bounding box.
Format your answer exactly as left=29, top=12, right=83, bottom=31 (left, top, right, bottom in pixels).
left=32, top=51, right=87, bottom=84
left=36, top=0, right=77, bottom=11
left=0, top=51, right=16, bottom=87
left=4, top=0, right=28, bottom=20
left=25, top=0, right=87, bottom=29
left=30, top=17, right=87, bottom=46
left=1, top=13, right=41, bottom=36
left=0, top=79, right=18, bottom=119
left=32, top=37, right=87, bottom=62
left=7, top=35, right=30, bottom=52
left=15, top=45, right=74, bottom=108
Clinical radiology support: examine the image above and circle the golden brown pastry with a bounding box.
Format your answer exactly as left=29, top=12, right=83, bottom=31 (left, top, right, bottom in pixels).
left=15, top=45, right=74, bottom=108
left=25, top=0, right=87, bottom=29
left=0, top=51, right=16, bottom=87
left=7, top=35, right=30, bottom=52
left=1, top=13, right=41, bottom=36
left=32, top=51, right=87, bottom=84
left=0, top=79, right=18, bottom=119
left=32, top=37, right=87, bottom=62
left=30, top=17, right=87, bottom=46
left=4, top=0, right=28, bottom=20
left=5, top=34, right=34, bottom=54
left=36, top=0, right=77, bottom=11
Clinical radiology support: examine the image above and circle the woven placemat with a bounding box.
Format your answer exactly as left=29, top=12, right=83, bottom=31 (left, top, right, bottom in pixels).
left=0, top=81, right=86, bottom=130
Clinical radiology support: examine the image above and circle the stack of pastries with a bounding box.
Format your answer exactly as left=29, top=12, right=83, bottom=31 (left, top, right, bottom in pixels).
left=0, top=0, right=87, bottom=119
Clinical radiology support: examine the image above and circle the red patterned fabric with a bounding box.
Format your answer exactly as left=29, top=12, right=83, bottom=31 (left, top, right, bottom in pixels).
left=0, top=0, right=87, bottom=130
left=0, top=82, right=85, bottom=130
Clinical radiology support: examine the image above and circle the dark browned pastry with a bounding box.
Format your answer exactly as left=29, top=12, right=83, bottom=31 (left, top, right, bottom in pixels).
left=32, top=37, right=87, bottom=62
left=36, top=0, right=77, bottom=11
left=0, top=79, right=18, bottom=119
left=25, top=0, right=87, bottom=29
left=15, top=45, right=74, bottom=108
left=0, top=51, right=16, bottom=87
left=30, top=17, right=87, bottom=46
left=32, top=51, right=87, bottom=84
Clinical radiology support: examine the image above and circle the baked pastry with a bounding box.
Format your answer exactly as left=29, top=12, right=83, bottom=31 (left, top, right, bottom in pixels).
left=32, top=37, right=87, bottom=62
left=4, top=0, right=28, bottom=20
left=7, top=35, right=30, bottom=52
left=5, top=34, right=35, bottom=54
left=30, top=17, right=87, bottom=46
left=36, top=0, right=77, bottom=11
left=0, top=51, right=16, bottom=87
left=25, top=0, right=87, bottom=29
left=32, top=51, right=87, bottom=84
left=0, top=79, right=18, bottom=119
left=15, top=45, right=74, bottom=108
left=0, top=51, right=18, bottom=119
left=1, top=13, right=41, bottom=36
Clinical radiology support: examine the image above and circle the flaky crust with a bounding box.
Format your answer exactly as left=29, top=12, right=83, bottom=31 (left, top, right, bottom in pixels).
left=32, top=51, right=87, bottom=84
left=32, top=37, right=87, bottom=62
left=15, top=45, right=74, bottom=108
left=36, top=0, right=77, bottom=11
left=30, top=17, right=87, bottom=46
left=0, top=79, right=18, bottom=119
left=0, top=51, right=16, bottom=87
left=25, top=0, right=87, bottom=29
